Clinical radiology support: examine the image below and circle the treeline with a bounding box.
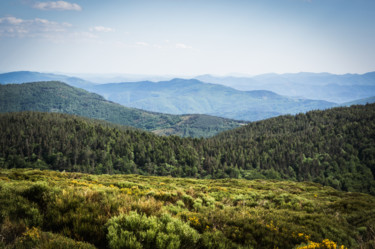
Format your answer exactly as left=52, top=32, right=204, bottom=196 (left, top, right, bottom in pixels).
left=1, top=103, right=375, bottom=194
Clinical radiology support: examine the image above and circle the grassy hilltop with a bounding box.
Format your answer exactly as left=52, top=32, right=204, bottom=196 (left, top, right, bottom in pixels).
left=1, top=169, right=375, bottom=249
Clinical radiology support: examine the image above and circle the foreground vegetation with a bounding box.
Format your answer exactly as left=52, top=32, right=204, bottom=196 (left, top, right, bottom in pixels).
left=0, top=81, right=245, bottom=137
left=1, top=103, right=375, bottom=195
left=1, top=169, right=374, bottom=248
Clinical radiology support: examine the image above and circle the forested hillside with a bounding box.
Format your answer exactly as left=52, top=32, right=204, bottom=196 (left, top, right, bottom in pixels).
left=204, top=103, right=375, bottom=194
left=1, top=103, right=374, bottom=195
left=0, top=81, right=245, bottom=137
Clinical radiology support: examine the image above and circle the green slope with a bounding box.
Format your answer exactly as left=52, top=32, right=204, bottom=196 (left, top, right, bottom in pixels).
left=0, top=81, right=245, bottom=137
left=1, top=169, right=375, bottom=249
left=1, top=103, right=374, bottom=195
left=205, top=103, right=375, bottom=194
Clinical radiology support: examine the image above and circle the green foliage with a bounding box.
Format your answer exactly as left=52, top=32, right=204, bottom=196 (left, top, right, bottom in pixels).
left=200, top=231, right=248, bottom=249
left=0, top=169, right=375, bottom=248
left=11, top=227, right=96, bottom=249
left=106, top=212, right=200, bottom=249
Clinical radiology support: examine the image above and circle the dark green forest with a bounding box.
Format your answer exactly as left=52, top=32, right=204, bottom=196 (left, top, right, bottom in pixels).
left=1, top=103, right=374, bottom=195
left=0, top=81, right=244, bottom=138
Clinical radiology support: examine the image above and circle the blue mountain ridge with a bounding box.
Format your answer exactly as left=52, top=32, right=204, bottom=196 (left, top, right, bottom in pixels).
left=1, top=71, right=374, bottom=121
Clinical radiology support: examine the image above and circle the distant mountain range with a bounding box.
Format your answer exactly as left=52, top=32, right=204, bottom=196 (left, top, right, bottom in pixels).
left=342, top=96, right=375, bottom=106
left=195, top=72, right=375, bottom=103
left=1, top=71, right=375, bottom=121
left=0, top=81, right=245, bottom=137
left=86, top=78, right=337, bottom=121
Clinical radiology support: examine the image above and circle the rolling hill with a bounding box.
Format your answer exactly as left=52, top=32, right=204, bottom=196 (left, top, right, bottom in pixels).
left=0, top=81, right=245, bottom=137
left=1, top=103, right=374, bottom=194
left=87, top=78, right=337, bottom=121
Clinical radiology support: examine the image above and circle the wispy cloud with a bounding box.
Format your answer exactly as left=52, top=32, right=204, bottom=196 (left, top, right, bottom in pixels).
left=70, top=31, right=97, bottom=40
left=135, top=41, right=149, bottom=47
left=33, top=1, right=82, bottom=11
left=1, top=16, right=23, bottom=25
left=131, top=41, right=193, bottom=50
left=90, top=26, right=114, bottom=32
left=175, top=43, right=192, bottom=49
left=0, top=16, right=71, bottom=38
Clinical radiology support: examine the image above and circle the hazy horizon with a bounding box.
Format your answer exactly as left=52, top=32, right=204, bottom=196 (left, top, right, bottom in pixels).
left=2, top=69, right=375, bottom=86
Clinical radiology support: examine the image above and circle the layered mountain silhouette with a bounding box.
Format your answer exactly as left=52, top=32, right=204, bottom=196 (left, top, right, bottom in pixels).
left=2, top=71, right=375, bottom=121
left=87, top=78, right=336, bottom=121
left=195, top=72, right=375, bottom=103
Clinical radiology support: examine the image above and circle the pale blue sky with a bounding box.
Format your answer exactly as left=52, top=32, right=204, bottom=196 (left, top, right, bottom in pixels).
left=0, top=0, right=374, bottom=76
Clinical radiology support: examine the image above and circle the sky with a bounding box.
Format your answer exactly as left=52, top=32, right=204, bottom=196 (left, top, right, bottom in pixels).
left=0, top=0, right=375, bottom=76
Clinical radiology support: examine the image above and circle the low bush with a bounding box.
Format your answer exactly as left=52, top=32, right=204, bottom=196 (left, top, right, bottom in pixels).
left=106, top=211, right=200, bottom=249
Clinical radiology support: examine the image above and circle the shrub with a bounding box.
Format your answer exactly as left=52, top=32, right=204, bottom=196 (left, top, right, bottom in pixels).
left=176, top=200, right=185, bottom=208
left=21, top=182, right=50, bottom=212
left=200, top=231, right=252, bottom=249
left=106, top=211, right=200, bottom=249
left=11, top=227, right=96, bottom=249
